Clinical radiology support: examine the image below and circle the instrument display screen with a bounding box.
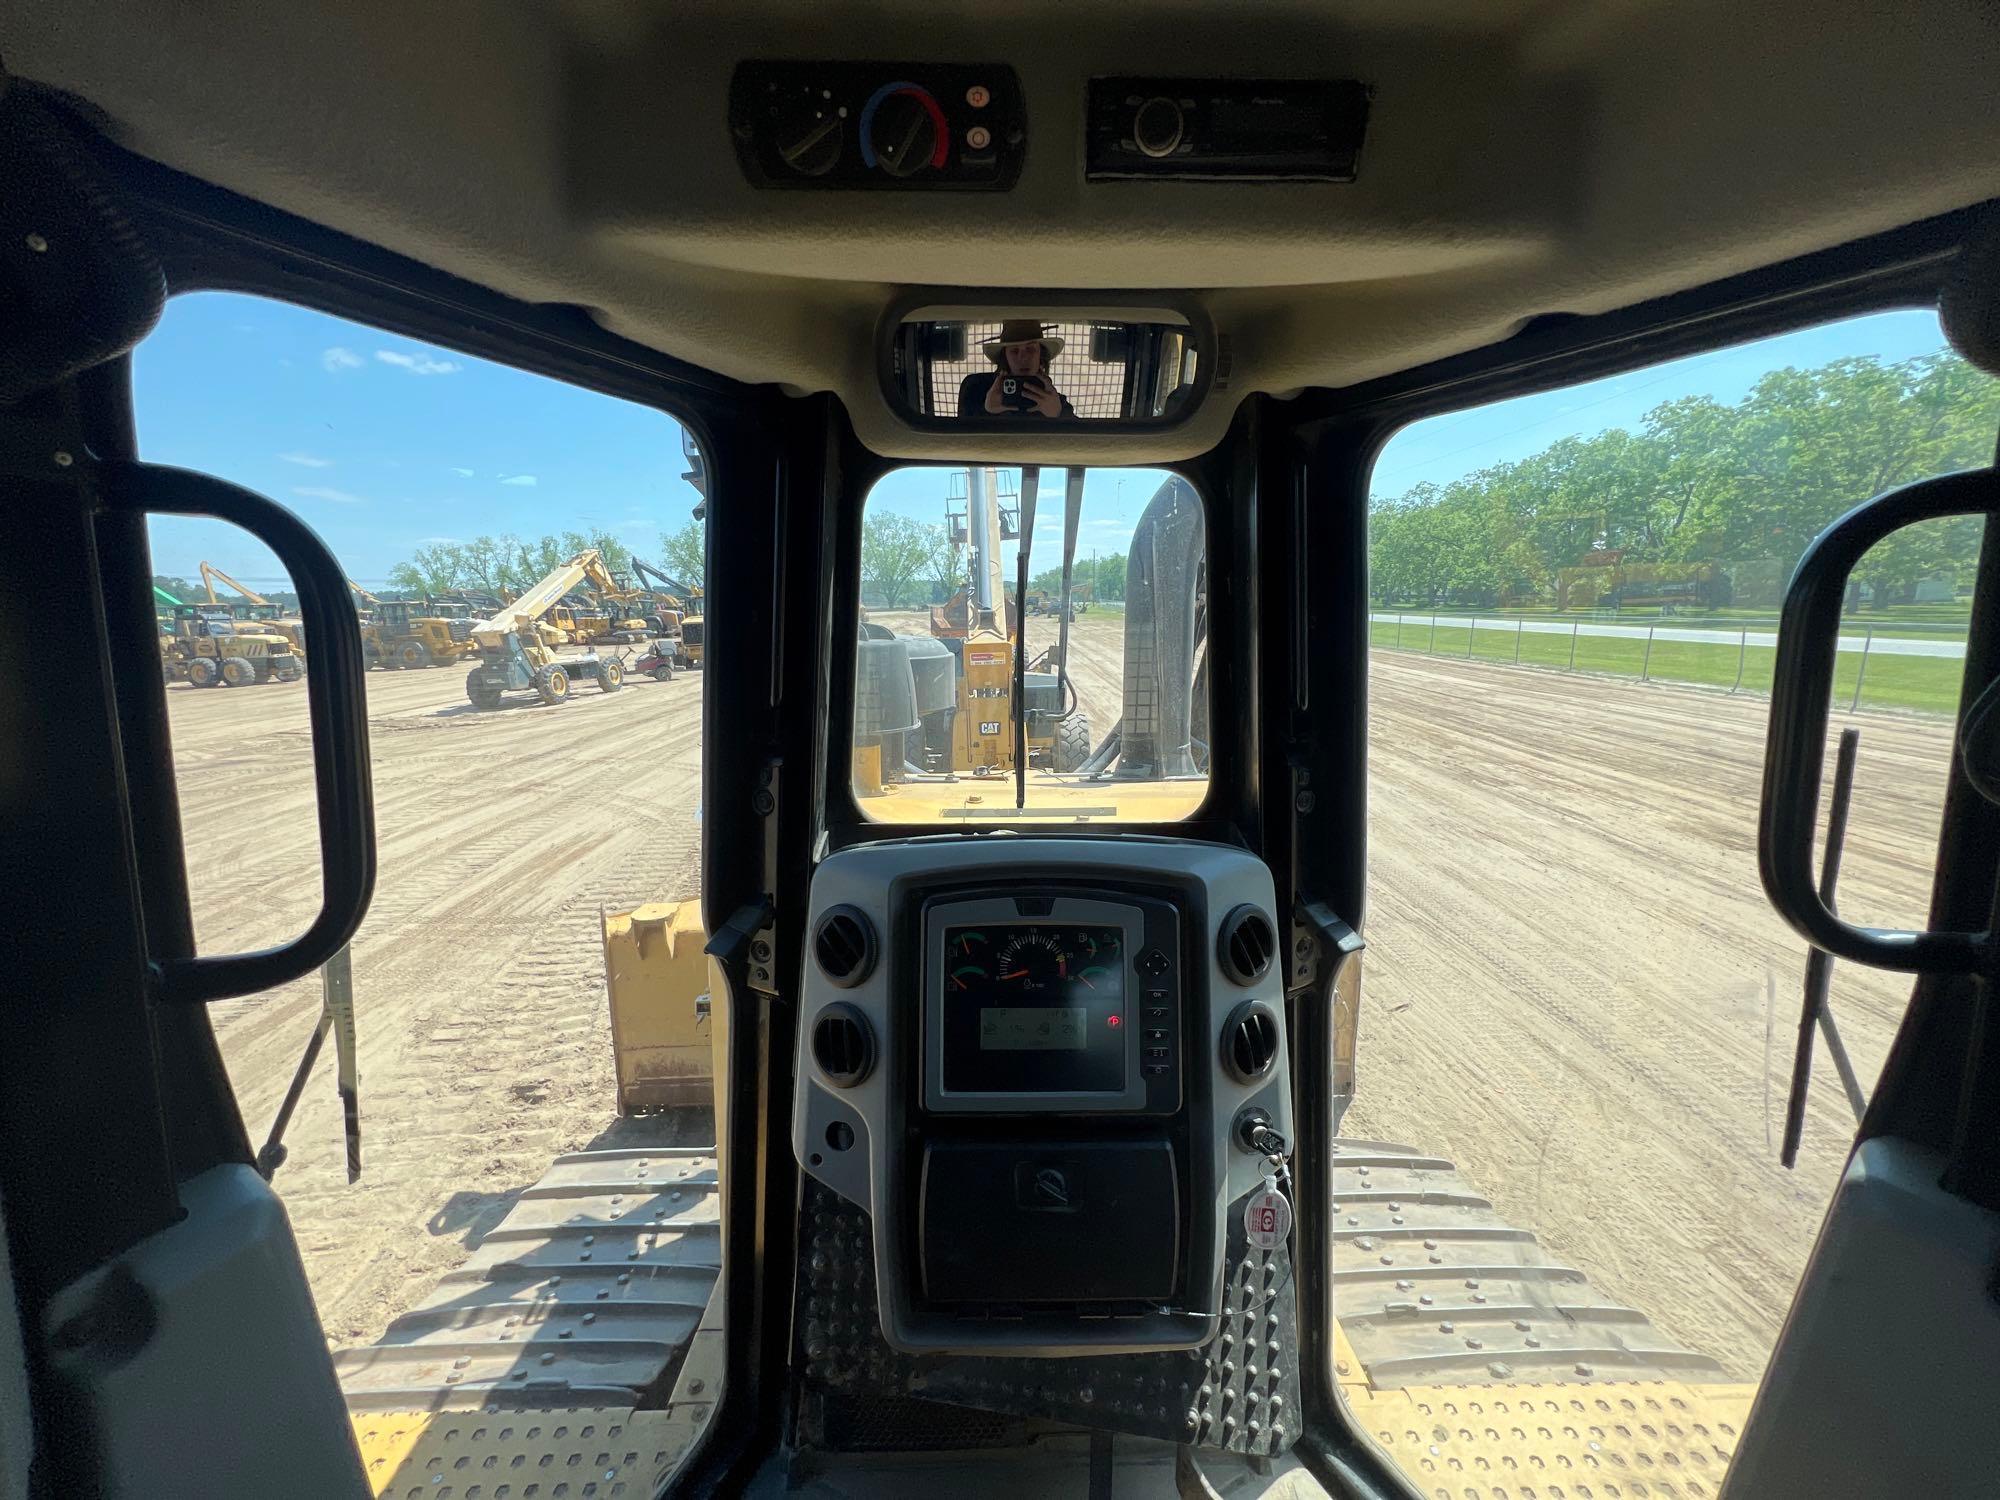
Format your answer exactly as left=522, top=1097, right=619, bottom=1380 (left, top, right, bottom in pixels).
left=940, top=924, right=1128, bottom=1093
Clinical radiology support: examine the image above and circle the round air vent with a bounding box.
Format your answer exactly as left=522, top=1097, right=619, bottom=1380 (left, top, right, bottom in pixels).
left=811, top=1003, right=876, bottom=1088
left=1217, top=904, right=1277, bottom=986
left=812, top=905, right=877, bottom=988
left=1220, top=1000, right=1281, bottom=1084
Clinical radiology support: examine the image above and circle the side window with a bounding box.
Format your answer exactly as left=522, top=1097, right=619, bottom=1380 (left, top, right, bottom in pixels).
left=136, top=292, right=722, bottom=1488
left=1341, top=309, right=1998, bottom=1493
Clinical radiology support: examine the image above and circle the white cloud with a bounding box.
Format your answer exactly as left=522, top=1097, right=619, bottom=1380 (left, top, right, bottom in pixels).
left=450, top=467, right=475, bottom=478
left=321, top=346, right=365, bottom=373
left=375, top=349, right=461, bottom=376
left=279, top=451, right=333, bottom=468
left=292, top=485, right=365, bottom=505
left=499, top=474, right=538, bottom=487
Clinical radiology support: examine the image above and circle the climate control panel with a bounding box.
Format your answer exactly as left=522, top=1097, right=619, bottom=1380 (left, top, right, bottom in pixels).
left=730, top=61, right=1026, bottom=191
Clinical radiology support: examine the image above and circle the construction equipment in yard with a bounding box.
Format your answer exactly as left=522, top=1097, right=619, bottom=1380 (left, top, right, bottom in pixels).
left=1024, top=585, right=1089, bottom=620
left=161, top=602, right=304, bottom=687
left=632, top=558, right=700, bottom=667
left=200, top=559, right=309, bottom=659
left=363, top=597, right=478, bottom=669
left=602, top=901, right=714, bottom=1113
left=462, top=549, right=629, bottom=708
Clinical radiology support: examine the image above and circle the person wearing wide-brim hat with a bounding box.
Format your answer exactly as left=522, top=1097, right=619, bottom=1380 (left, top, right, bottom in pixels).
left=958, top=320, right=1077, bottom=419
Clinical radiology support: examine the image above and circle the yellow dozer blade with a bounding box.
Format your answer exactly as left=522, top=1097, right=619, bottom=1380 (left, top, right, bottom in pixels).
left=602, top=901, right=715, bottom=1114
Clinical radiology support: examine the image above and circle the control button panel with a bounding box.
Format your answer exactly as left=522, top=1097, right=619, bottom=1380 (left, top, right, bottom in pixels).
left=731, top=61, right=1026, bottom=191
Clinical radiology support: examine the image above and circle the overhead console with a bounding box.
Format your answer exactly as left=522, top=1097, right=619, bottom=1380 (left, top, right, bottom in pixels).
left=791, top=837, right=1299, bottom=1458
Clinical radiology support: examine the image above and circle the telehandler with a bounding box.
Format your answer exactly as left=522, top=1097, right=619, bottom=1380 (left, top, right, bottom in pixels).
left=463, top=549, right=630, bottom=708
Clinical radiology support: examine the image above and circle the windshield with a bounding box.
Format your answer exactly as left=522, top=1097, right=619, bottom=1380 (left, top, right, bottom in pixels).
left=850, top=465, right=1209, bottom=823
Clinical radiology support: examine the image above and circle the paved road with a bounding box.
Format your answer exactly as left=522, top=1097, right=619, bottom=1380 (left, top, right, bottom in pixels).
left=1371, top=611, right=1966, bottom=659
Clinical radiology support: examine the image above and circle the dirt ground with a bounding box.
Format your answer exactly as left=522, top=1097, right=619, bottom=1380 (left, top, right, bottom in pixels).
left=170, top=659, right=704, bottom=1346
left=170, top=614, right=1953, bottom=1381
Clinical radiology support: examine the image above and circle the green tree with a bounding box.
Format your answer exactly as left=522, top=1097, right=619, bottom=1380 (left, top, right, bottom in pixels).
left=861, top=513, right=945, bottom=608
left=388, top=543, right=463, bottom=596
left=658, top=521, right=706, bottom=593
left=1367, top=348, right=2000, bottom=614
left=1090, top=552, right=1127, bottom=603
left=455, top=536, right=515, bottom=595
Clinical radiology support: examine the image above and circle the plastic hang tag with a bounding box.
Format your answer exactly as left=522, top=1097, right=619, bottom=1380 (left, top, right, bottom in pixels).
left=1244, top=1180, right=1292, bottom=1249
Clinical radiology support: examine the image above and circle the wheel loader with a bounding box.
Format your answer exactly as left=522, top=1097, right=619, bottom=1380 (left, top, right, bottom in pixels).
left=160, top=603, right=304, bottom=687
left=462, top=549, right=630, bottom=708
left=361, top=597, right=477, bottom=669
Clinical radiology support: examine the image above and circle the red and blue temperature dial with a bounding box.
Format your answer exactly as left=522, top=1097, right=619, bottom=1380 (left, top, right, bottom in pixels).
left=858, top=81, right=951, bottom=177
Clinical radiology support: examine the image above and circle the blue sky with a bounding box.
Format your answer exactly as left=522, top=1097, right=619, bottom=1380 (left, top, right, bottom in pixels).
left=136, top=293, right=704, bottom=588
left=135, top=292, right=1950, bottom=588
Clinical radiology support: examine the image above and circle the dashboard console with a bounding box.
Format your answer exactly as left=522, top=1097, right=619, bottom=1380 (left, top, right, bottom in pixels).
left=792, top=837, right=1293, bottom=1369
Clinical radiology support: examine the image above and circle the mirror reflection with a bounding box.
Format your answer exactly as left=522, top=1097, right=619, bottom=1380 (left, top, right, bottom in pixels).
left=891, top=314, right=1203, bottom=425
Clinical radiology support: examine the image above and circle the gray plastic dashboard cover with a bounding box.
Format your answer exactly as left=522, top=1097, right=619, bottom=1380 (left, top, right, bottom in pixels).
left=792, top=835, right=1293, bottom=1355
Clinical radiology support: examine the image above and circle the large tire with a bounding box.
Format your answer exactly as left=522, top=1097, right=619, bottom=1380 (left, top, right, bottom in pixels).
left=651, top=663, right=673, bottom=682
left=466, top=668, right=504, bottom=711
left=187, top=656, right=220, bottom=689
left=220, top=656, right=257, bottom=688
left=1050, top=710, right=1093, bottom=772
left=596, top=658, right=624, bottom=694
left=397, top=640, right=431, bottom=670
left=534, top=665, right=571, bottom=705
left=278, top=658, right=304, bottom=683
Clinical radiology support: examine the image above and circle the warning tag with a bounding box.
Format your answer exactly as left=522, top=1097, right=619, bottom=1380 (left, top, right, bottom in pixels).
left=1244, top=1186, right=1292, bottom=1249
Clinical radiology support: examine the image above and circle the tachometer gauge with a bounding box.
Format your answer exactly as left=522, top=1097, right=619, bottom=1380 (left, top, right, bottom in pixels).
left=996, top=930, right=1069, bottom=990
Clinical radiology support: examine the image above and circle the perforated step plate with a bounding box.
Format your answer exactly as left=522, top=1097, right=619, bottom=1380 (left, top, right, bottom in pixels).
left=793, top=1180, right=1301, bottom=1459
left=1328, top=1139, right=1727, bottom=1387
left=337, top=1147, right=722, bottom=1414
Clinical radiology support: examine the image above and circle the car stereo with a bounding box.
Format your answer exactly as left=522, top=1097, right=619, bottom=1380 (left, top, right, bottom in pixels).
left=923, top=893, right=1180, bottom=1113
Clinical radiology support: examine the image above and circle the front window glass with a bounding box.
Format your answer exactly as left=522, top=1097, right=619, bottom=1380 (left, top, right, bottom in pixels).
left=851, top=465, right=1209, bottom=823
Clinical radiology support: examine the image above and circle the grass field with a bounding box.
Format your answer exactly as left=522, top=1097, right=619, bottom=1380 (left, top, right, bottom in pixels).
left=1370, top=615, right=1965, bottom=714
left=1377, top=602, right=1973, bottom=638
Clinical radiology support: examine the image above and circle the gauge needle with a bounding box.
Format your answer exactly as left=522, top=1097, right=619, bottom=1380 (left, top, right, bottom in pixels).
left=1001, top=968, right=1027, bottom=979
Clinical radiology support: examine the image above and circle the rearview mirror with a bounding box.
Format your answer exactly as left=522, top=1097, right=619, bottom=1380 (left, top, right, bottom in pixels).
left=883, top=303, right=1213, bottom=430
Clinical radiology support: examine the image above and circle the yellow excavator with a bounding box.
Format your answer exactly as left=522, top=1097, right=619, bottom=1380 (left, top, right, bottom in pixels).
left=199, top=559, right=309, bottom=661
left=463, top=548, right=631, bottom=708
